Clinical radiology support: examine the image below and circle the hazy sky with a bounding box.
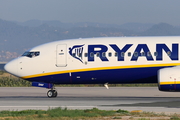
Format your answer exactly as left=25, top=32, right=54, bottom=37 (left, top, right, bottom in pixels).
left=0, top=0, right=180, bottom=25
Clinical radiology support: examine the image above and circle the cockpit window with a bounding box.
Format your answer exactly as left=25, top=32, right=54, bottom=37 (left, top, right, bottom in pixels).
left=22, top=51, right=40, bottom=58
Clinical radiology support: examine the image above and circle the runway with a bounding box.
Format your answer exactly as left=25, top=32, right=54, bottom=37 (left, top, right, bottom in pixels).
left=0, top=87, right=180, bottom=113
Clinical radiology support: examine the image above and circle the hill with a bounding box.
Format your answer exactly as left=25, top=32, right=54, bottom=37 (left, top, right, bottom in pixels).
left=140, top=23, right=180, bottom=36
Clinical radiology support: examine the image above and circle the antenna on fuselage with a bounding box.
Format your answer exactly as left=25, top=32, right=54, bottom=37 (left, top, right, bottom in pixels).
left=104, top=83, right=109, bottom=89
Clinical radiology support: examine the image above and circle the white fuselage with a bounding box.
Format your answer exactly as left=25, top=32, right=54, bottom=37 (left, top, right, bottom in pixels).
left=4, top=36, right=180, bottom=86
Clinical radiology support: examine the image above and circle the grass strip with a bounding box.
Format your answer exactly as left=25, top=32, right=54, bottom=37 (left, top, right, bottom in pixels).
left=0, top=107, right=180, bottom=120
left=0, top=107, right=127, bottom=119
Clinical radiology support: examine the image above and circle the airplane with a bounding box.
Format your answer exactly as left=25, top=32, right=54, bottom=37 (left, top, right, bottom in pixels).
left=4, top=36, right=180, bottom=98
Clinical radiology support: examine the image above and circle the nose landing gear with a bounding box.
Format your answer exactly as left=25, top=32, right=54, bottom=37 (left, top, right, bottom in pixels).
left=32, top=82, right=58, bottom=98
left=47, top=89, right=58, bottom=98
left=47, top=85, right=58, bottom=98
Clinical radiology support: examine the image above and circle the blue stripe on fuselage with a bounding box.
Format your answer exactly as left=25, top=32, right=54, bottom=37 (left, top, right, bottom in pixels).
left=25, top=67, right=166, bottom=84
left=159, top=84, right=180, bottom=92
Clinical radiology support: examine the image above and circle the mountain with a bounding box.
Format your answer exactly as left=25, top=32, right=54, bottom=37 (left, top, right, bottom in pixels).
left=140, top=23, right=180, bottom=36
left=119, top=23, right=154, bottom=32
left=14, top=20, right=154, bottom=32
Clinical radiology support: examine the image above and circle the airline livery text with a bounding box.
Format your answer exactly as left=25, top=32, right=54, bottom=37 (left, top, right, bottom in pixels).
left=69, top=43, right=179, bottom=62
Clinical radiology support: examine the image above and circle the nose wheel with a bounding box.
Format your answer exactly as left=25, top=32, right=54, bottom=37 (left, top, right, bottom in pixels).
left=47, top=89, right=58, bottom=98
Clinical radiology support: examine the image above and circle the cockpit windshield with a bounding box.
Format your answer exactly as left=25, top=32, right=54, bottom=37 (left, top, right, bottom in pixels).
left=22, top=51, right=40, bottom=58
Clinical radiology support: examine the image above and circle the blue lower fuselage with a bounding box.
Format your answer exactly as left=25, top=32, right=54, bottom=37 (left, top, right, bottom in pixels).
left=25, top=67, right=166, bottom=84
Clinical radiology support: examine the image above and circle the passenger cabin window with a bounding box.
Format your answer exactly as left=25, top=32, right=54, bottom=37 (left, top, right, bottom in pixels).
left=154, top=52, right=158, bottom=56
left=102, top=52, right=106, bottom=57
left=108, top=52, right=112, bottom=57
left=167, top=51, right=171, bottom=56
left=22, top=51, right=40, bottom=58
left=84, top=53, right=88, bottom=57
left=121, top=52, right=125, bottom=57
left=141, top=52, right=145, bottom=56
left=134, top=52, right=138, bottom=57
left=128, top=52, right=131, bottom=57
left=90, top=52, right=94, bottom=57
left=78, top=53, right=82, bottom=57
left=115, top=52, right=118, bottom=57
left=147, top=52, right=151, bottom=57
left=96, top=52, right=100, bottom=57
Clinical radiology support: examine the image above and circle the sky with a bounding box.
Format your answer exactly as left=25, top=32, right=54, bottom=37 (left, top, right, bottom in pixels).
left=0, top=0, right=180, bottom=25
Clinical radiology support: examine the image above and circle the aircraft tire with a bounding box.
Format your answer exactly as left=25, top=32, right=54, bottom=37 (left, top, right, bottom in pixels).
left=47, top=90, right=58, bottom=98
left=47, top=90, right=54, bottom=98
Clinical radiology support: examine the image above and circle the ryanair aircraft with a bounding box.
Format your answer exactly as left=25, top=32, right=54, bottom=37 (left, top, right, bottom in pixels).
left=4, top=36, right=180, bottom=98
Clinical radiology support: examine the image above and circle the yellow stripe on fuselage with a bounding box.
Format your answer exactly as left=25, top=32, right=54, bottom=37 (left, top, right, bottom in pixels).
left=21, top=63, right=180, bottom=79
left=160, top=81, right=180, bottom=85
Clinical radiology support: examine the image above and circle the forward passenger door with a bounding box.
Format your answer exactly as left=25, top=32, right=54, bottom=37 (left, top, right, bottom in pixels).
left=56, top=44, right=67, bottom=67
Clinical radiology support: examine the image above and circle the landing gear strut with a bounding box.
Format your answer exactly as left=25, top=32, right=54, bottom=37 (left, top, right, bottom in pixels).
left=47, top=85, right=58, bottom=98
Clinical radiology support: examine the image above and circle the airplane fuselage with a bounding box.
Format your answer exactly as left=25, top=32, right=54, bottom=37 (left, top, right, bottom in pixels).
left=4, top=36, right=180, bottom=97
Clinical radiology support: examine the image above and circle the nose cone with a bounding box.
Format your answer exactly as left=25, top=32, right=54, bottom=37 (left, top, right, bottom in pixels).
left=4, top=59, right=18, bottom=76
